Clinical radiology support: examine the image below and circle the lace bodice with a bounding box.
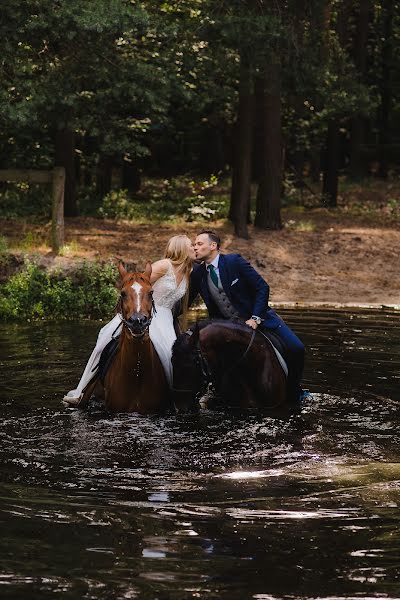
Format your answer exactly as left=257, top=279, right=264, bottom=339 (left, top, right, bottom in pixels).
left=152, top=260, right=187, bottom=309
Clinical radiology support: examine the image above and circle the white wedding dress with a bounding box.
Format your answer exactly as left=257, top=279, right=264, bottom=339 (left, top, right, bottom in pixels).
left=64, top=260, right=187, bottom=401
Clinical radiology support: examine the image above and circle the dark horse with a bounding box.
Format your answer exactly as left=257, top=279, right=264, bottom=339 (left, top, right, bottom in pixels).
left=78, top=261, right=169, bottom=413
left=172, top=320, right=294, bottom=416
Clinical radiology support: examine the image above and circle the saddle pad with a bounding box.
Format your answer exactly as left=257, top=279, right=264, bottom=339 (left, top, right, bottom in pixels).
left=98, top=336, right=120, bottom=384
left=258, top=330, right=289, bottom=377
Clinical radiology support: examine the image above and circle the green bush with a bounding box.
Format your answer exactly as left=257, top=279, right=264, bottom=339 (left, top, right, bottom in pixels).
left=0, top=183, right=52, bottom=219
left=0, top=261, right=119, bottom=321
left=97, top=175, right=229, bottom=222
left=0, top=235, right=8, bottom=254
left=98, top=189, right=133, bottom=219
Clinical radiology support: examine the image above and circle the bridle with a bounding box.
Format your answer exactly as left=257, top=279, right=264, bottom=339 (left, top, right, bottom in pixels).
left=113, top=290, right=157, bottom=339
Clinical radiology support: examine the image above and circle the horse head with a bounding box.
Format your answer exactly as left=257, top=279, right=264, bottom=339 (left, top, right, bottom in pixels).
left=117, top=261, right=155, bottom=337
left=171, top=322, right=208, bottom=412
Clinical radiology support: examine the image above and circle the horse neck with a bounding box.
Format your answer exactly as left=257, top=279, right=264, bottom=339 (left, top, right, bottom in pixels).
left=118, top=329, right=153, bottom=365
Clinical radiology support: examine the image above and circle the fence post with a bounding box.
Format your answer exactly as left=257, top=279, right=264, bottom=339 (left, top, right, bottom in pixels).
left=52, top=167, right=65, bottom=253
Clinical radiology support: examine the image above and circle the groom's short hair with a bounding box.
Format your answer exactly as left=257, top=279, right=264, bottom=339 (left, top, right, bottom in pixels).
left=199, top=229, right=221, bottom=249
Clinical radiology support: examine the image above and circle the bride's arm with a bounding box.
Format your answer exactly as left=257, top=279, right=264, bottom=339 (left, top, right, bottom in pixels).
left=150, top=259, right=169, bottom=284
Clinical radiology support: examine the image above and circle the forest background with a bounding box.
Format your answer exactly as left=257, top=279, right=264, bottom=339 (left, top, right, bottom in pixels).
left=0, top=0, right=399, bottom=319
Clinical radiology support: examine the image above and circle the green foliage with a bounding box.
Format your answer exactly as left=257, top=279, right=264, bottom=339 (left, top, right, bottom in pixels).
left=98, top=175, right=228, bottom=222
left=285, top=219, right=315, bottom=232
left=0, top=261, right=118, bottom=321
left=1, top=0, right=399, bottom=223
left=58, top=240, right=81, bottom=256
left=0, top=235, right=8, bottom=254
left=18, top=231, right=45, bottom=250
left=98, top=189, right=134, bottom=220
left=0, top=184, right=52, bottom=219
left=387, top=198, right=399, bottom=216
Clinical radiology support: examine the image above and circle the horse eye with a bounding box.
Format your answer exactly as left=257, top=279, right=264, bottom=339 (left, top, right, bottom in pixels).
left=121, top=290, right=127, bottom=299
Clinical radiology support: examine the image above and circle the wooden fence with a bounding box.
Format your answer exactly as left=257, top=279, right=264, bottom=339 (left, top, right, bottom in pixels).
left=0, top=167, right=66, bottom=253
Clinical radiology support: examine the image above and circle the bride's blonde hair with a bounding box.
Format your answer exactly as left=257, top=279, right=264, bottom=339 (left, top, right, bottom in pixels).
left=164, top=235, right=193, bottom=330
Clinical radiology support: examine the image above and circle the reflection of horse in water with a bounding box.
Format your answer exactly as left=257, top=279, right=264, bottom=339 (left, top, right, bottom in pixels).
left=78, top=262, right=169, bottom=414
left=172, top=320, right=294, bottom=416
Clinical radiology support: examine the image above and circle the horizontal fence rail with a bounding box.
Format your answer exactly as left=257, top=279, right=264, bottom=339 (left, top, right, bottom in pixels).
left=0, top=168, right=65, bottom=253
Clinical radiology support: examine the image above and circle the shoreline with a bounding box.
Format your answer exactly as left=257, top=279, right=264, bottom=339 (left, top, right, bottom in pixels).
left=1, top=211, right=399, bottom=313
left=192, top=302, right=400, bottom=313
left=270, top=302, right=400, bottom=311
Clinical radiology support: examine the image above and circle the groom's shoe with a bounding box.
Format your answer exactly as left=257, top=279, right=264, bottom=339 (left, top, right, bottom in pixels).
left=287, top=384, right=311, bottom=405
left=298, top=388, right=312, bottom=403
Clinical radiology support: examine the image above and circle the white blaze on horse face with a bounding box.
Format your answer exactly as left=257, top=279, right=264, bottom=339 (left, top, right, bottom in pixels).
left=131, top=281, right=143, bottom=313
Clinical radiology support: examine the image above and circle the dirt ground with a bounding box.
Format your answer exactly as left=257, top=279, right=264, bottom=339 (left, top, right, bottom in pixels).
left=2, top=207, right=399, bottom=307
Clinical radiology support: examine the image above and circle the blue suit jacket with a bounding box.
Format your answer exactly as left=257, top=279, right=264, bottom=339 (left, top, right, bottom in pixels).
left=189, top=253, right=282, bottom=329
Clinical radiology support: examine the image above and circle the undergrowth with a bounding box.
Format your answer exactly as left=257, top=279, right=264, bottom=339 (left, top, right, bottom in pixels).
left=0, top=261, right=118, bottom=321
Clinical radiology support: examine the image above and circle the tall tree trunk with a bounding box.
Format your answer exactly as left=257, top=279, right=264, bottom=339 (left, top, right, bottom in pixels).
left=55, top=127, right=77, bottom=217
left=350, top=0, right=371, bottom=180
left=307, top=0, right=331, bottom=188
left=252, top=76, right=264, bottom=183
left=255, top=58, right=283, bottom=230
left=378, top=0, right=394, bottom=179
left=322, top=120, right=340, bottom=206
left=291, top=0, right=308, bottom=187
left=96, top=154, right=113, bottom=198
left=122, top=160, right=141, bottom=195
left=229, top=55, right=254, bottom=239
left=322, top=2, right=349, bottom=207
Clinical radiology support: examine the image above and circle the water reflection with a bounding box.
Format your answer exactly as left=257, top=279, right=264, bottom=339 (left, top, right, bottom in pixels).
left=0, top=308, right=399, bottom=599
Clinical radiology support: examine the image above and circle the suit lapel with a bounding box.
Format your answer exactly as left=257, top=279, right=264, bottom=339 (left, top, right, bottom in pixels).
left=218, top=255, right=233, bottom=301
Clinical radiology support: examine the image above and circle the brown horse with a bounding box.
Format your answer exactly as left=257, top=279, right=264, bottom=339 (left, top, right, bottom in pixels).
left=79, top=262, right=169, bottom=413
left=172, top=320, right=293, bottom=416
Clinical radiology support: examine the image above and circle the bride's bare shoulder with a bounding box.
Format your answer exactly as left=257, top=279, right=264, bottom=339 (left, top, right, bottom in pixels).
left=150, top=258, right=170, bottom=283
left=151, top=258, right=170, bottom=272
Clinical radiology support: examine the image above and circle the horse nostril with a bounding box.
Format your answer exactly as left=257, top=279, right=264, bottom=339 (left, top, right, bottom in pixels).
left=128, top=314, right=148, bottom=326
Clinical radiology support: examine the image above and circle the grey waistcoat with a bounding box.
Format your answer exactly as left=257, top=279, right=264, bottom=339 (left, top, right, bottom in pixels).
left=207, top=270, right=240, bottom=319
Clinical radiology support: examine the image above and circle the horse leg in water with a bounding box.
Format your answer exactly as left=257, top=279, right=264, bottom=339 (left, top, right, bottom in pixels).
left=78, top=375, right=105, bottom=409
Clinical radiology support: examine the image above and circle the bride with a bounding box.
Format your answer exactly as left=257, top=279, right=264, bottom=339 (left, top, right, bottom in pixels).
left=63, top=235, right=195, bottom=403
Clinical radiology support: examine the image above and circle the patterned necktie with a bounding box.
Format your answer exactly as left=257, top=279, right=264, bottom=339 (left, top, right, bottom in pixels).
left=208, top=264, right=219, bottom=288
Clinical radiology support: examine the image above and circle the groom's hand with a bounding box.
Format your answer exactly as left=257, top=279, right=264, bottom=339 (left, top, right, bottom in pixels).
left=245, top=318, right=258, bottom=330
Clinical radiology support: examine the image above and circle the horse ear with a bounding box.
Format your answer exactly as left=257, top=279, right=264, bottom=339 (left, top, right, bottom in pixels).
left=144, top=261, right=152, bottom=279
left=116, top=259, right=127, bottom=288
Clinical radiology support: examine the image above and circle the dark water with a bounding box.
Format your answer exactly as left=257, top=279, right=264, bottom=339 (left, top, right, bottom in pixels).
left=0, top=308, right=399, bottom=600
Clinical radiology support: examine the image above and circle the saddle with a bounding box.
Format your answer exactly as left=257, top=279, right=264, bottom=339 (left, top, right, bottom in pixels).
left=257, top=328, right=289, bottom=377
left=185, top=319, right=289, bottom=377
left=97, top=336, right=120, bottom=384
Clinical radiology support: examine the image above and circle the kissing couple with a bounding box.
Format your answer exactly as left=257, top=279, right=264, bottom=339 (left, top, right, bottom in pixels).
left=64, top=230, right=305, bottom=404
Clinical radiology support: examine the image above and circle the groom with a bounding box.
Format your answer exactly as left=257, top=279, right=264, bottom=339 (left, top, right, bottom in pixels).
left=189, top=229, right=305, bottom=403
